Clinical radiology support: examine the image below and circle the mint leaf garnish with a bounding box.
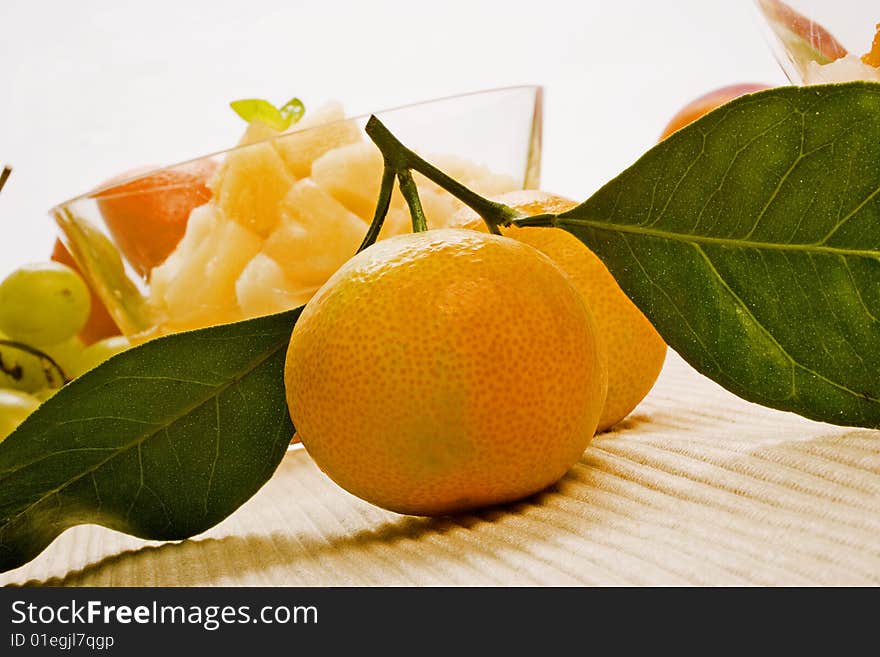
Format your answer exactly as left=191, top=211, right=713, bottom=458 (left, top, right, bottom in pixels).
left=230, top=97, right=305, bottom=131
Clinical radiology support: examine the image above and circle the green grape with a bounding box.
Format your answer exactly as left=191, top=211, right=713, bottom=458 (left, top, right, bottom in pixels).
left=75, top=335, right=130, bottom=377
left=0, top=389, right=40, bottom=442
left=32, top=388, right=57, bottom=402
left=0, top=262, right=91, bottom=346
left=0, top=339, right=66, bottom=392
left=42, top=337, right=86, bottom=381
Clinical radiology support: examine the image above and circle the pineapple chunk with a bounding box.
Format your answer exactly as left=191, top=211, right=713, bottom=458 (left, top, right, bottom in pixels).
left=274, top=101, right=361, bottom=178
left=409, top=179, right=460, bottom=230
left=157, top=207, right=262, bottom=330
left=379, top=207, right=414, bottom=240
left=149, top=204, right=216, bottom=304
left=310, top=141, right=399, bottom=220
left=375, top=187, right=458, bottom=233
left=428, top=154, right=519, bottom=199
left=311, top=145, right=517, bottom=230
left=238, top=120, right=281, bottom=147
left=210, top=140, right=294, bottom=237
left=263, top=179, right=368, bottom=289
left=236, top=253, right=315, bottom=318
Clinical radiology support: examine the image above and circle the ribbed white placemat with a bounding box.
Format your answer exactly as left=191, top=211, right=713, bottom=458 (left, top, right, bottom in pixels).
left=3, top=352, right=878, bottom=586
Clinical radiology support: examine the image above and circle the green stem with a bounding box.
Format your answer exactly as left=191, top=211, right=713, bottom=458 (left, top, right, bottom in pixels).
left=397, top=169, right=428, bottom=233
left=510, top=213, right=558, bottom=228
left=356, top=165, right=396, bottom=254
left=365, top=116, right=523, bottom=234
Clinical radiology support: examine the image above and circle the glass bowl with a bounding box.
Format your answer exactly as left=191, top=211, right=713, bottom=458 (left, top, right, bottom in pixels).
left=51, top=86, right=543, bottom=340
left=754, top=0, right=880, bottom=84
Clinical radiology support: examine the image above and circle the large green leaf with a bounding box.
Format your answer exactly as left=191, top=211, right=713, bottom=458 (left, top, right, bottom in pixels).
left=558, top=82, right=880, bottom=428
left=0, top=307, right=301, bottom=572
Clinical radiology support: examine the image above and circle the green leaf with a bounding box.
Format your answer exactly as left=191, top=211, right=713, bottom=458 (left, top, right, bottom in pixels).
left=558, top=82, right=880, bottom=429
left=0, top=307, right=301, bottom=572
left=230, top=97, right=305, bottom=131
left=279, top=97, right=305, bottom=127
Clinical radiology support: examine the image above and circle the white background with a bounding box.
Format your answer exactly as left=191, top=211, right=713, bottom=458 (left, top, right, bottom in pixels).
left=0, top=0, right=785, bottom=278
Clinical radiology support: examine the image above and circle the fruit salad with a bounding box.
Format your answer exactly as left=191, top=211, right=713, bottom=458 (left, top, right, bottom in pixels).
left=758, top=0, right=880, bottom=83
left=803, top=26, right=880, bottom=84
left=143, top=101, right=520, bottom=335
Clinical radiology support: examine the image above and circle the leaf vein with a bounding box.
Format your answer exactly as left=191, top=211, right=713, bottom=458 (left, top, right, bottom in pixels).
left=841, top=257, right=879, bottom=324
left=817, top=183, right=880, bottom=245
left=0, top=337, right=287, bottom=537
left=557, top=215, right=880, bottom=259
left=647, top=132, right=706, bottom=228
left=694, top=245, right=879, bottom=407
left=616, top=233, right=725, bottom=375
left=204, top=396, right=221, bottom=517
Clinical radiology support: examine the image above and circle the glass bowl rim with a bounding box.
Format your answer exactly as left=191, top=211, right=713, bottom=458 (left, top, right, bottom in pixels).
left=50, top=84, right=544, bottom=213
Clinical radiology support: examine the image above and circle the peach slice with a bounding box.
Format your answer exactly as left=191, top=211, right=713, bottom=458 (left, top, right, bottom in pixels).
left=863, top=23, right=880, bottom=67
left=758, top=0, right=847, bottom=64
left=659, top=83, right=772, bottom=140
left=95, top=160, right=217, bottom=277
